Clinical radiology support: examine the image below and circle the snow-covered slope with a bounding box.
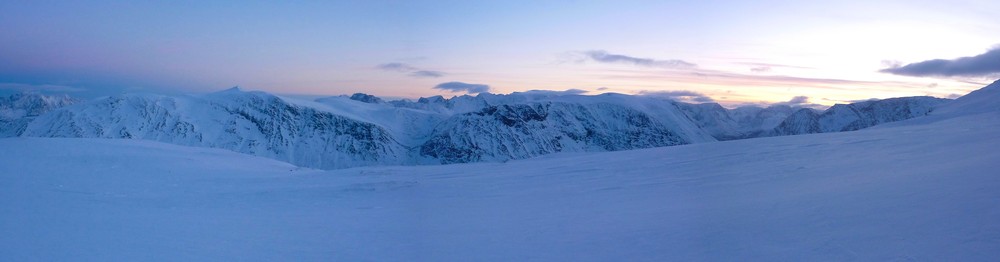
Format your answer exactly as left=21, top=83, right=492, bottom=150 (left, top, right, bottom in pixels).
left=0, top=92, right=79, bottom=137
left=772, top=108, right=822, bottom=135
left=2, top=83, right=998, bottom=260
left=729, top=104, right=797, bottom=131
left=414, top=93, right=716, bottom=163
left=0, top=86, right=959, bottom=169
left=675, top=103, right=796, bottom=140
left=675, top=96, right=948, bottom=139
left=933, top=79, right=1000, bottom=116
left=23, top=88, right=409, bottom=169
left=873, top=79, right=1000, bottom=129
left=772, top=96, right=948, bottom=135
left=311, top=95, right=446, bottom=146
left=17, top=89, right=716, bottom=168
left=421, top=102, right=691, bottom=163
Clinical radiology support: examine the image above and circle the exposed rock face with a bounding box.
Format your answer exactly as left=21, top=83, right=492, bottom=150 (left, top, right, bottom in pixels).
left=420, top=102, right=689, bottom=163
left=349, top=93, right=384, bottom=104
left=0, top=92, right=79, bottom=137
left=22, top=91, right=408, bottom=169
left=772, top=96, right=949, bottom=135
left=772, top=109, right=822, bottom=135
left=675, top=103, right=796, bottom=140
left=1, top=86, right=960, bottom=169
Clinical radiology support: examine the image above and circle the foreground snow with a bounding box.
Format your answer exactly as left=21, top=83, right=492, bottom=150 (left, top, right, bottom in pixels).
left=2, top=110, right=1000, bottom=260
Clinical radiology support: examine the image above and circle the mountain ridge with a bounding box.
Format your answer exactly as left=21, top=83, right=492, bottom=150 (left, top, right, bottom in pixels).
left=2, top=83, right=979, bottom=169
left=0, top=92, right=80, bottom=137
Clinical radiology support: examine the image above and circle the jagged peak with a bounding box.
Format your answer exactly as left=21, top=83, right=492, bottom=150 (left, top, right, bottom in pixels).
left=417, top=95, right=447, bottom=104
left=223, top=86, right=242, bottom=92
left=349, top=93, right=384, bottom=104
left=512, top=89, right=588, bottom=97
left=2, top=91, right=79, bottom=106
left=205, top=86, right=279, bottom=101
left=791, top=107, right=821, bottom=116
left=204, top=86, right=251, bottom=98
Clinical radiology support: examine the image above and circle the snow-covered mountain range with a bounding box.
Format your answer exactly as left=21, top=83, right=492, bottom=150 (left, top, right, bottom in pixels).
left=771, top=96, right=949, bottom=135
left=3, top=79, right=999, bottom=261
left=0, top=83, right=967, bottom=169
left=0, top=92, right=80, bottom=137
left=675, top=103, right=797, bottom=140
left=19, top=88, right=410, bottom=169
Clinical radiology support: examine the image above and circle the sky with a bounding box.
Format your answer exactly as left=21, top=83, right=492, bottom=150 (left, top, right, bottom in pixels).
left=1, top=0, right=999, bottom=107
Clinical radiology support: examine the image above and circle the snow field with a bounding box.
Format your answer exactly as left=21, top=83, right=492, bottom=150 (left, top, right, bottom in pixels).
left=2, top=109, right=999, bottom=260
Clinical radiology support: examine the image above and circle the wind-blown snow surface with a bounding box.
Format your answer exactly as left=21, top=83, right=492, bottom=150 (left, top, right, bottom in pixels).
left=3, top=100, right=999, bottom=260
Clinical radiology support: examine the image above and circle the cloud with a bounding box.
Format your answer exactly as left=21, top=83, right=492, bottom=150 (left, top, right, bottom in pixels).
left=0, top=83, right=86, bottom=93
left=880, top=48, right=1000, bottom=77
left=596, top=87, right=610, bottom=91
left=409, top=70, right=445, bottom=78
left=750, top=66, right=771, bottom=73
left=376, top=62, right=444, bottom=78
left=881, top=60, right=902, bottom=68
left=736, top=62, right=815, bottom=70
left=519, top=89, right=588, bottom=96
left=376, top=62, right=417, bottom=72
left=433, top=82, right=490, bottom=94
left=785, top=96, right=809, bottom=105
left=638, top=90, right=714, bottom=103
left=773, top=96, right=826, bottom=109
left=600, top=68, right=920, bottom=91
left=581, top=50, right=695, bottom=68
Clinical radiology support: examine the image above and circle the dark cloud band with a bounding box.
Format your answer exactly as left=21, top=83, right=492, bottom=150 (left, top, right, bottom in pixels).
left=880, top=48, right=1000, bottom=77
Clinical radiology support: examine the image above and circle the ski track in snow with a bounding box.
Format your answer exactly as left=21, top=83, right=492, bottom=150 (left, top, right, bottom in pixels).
left=2, top=108, right=1000, bottom=261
